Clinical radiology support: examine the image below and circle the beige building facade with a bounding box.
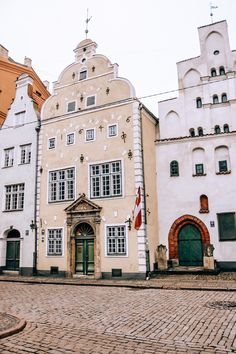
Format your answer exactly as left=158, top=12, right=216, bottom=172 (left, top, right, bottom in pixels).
left=37, top=39, right=158, bottom=279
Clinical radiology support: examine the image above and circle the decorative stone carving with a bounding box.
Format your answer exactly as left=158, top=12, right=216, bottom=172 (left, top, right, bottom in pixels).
left=204, top=243, right=214, bottom=257
left=155, top=244, right=168, bottom=270
left=203, top=243, right=215, bottom=270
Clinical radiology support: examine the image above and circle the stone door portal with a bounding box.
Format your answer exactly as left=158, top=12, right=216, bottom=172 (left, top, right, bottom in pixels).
left=75, top=223, right=95, bottom=275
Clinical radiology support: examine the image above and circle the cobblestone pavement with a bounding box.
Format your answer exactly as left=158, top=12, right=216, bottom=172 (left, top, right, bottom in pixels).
left=0, top=282, right=235, bottom=354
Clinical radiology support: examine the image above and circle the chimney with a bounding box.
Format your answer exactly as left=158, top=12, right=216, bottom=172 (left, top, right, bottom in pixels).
left=43, top=80, right=50, bottom=91
left=0, top=45, right=9, bottom=59
left=24, top=56, right=32, bottom=67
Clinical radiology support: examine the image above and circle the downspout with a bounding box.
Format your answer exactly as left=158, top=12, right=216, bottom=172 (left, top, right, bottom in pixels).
left=138, top=102, right=150, bottom=278
left=33, top=118, right=41, bottom=275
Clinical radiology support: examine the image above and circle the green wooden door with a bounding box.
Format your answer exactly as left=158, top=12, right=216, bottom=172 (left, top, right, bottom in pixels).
left=6, top=241, right=20, bottom=270
left=178, top=224, right=203, bottom=266
left=75, top=239, right=94, bottom=275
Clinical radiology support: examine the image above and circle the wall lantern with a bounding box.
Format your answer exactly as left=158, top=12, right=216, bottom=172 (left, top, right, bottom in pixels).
left=128, top=149, right=133, bottom=160
left=125, top=217, right=132, bottom=231
left=30, top=220, right=37, bottom=230
left=80, top=154, right=85, bottom=163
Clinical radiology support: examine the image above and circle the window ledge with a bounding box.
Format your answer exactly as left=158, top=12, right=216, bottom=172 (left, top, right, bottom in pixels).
left=216, top=170, right=231, bottom=175
left=199, top=209, right=209, bottom=214
left=3, top=209, right=24, bottom=212
left=2, top=166, right=13, bottom=169
left=192, top=173, right=207, bottom=177
left=170, top=175, right=179, bottom=177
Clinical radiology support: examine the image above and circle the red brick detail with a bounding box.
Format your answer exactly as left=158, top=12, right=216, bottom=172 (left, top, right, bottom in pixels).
left=168, top=214, right=210, bottom=259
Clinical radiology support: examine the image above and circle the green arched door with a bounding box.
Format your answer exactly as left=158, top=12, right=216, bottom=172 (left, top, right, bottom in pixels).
left=178, top=224, right=203, bottom=266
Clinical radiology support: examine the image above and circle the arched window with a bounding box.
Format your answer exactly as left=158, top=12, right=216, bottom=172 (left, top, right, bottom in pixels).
left=221, top=93, right=227, bottom=102
left=223, top=124, right=229, bottom=133
left=189, top=128, right=195, bottom=137
left=213, top=95, right=219, bottom=104
left=196, top=97, right=202, bottom=108
left=192, top=148, right=205, bottom=176
left=199, top=195, right=209, bottom=213
left=170, top=160, right=179, bottom=177
left=198, top=127, right=203, bottom=136
left=211, top=68, right=217, bottom=77
left=7, top=229, right=20, bottom=238
left=214, top=125, right=221, bottom=134
left=219, top=66, right=225, bottom=75
left=215, top=146, right=230, bottom=174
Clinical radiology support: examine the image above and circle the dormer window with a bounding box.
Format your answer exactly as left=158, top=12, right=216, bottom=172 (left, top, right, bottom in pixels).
left=79, top=70, right=87, bottom=80
left=211, top=68, right=217, bottom=77
left=221, top=93, right=227, bottom=103
left=196, top=97, right=202, bottom=108
left=213, top=95, right=219, bottom=104
left=67, top=101, right=76, bottom=112
left=219, top=66, right=225, bottom=75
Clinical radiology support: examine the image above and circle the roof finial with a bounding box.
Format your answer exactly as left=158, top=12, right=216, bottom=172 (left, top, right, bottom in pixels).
left=85, top=8, right=92, bottom=39
left=210, top=2, right=218, bottom=23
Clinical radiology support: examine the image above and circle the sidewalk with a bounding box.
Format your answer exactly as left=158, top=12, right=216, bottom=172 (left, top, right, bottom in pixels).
left=0, top=272, right=236, bottom=291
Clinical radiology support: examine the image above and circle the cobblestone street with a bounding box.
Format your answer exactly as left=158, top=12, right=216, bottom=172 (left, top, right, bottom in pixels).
left=0, top=282, right=235, bottom=353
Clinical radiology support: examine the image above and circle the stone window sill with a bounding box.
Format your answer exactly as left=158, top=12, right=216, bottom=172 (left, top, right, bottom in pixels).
left=216, top=170, right=231, bottom=175
left=192, top=173, right=207, bottom=177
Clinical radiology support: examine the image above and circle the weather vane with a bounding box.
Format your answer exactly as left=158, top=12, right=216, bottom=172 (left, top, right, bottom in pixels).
left=210, top=2, right=218, bottom=23
left=85, top=8, right=92, bottom=39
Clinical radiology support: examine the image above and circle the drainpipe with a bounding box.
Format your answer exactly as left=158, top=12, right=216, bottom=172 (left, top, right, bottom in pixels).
left=33, top=119, right=41, bottom=275
left=138, top=102, right=150, bottom=278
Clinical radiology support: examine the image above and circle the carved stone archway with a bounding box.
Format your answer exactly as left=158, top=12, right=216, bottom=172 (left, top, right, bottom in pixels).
left=168, top=214, right=210, bottom=260
left=65, top=194, right=102, bottom=278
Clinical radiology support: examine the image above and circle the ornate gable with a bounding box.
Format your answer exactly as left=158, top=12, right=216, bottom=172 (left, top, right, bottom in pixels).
left=65, top=194, right=102, bottom=214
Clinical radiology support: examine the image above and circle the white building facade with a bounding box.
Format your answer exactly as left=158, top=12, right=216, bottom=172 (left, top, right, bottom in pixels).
left=156, top=21, right=236, bottom=270
left=0, top=74, right=40, bottom=275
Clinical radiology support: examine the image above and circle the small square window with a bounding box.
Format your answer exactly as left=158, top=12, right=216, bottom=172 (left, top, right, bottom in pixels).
left=108, top=124, right=117, bottom=137
left=219, top=160, right=228, bottom=172
left=79, top=70, right=87, bottom=80
left=86, top=129, right=95, bottom=142
left=66, top=133, right=75, bottom=145
left=48, top=138, right=56, bottom=150
left=67, top=101, right=76, bottom=112
left=195, top=163, right=204, bottom=175
left=86, top=96, right=95, bottom=107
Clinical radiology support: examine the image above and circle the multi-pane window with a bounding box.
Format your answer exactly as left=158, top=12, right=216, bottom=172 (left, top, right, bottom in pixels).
left=86, top=129, right=95, bottom=142
left=196, top=98, right=202, bottom=108
left=106, top=225, right=127, bottom=256
left=47, top=229, right=63, bottom=255
left=49, top=168, right=75, bottom=202
left=195, top=163, right=204, bottom=175
left=67, top=101, right=76, bottom=112
left=79, top=70, right=87, bottom=80
left=218, top=213, right=236, bottom=241
left=48, top=138, right=56, bottom=150
left=15, top=111, right=25, bottom=125
left=219, top=160, right=228, bottom=172
left=108, top=124, right=117, bottom=137
left=20, top=144, right=31, bottom=164
left=5, top=184, right=24, bottom=211
left=66, top=133, right=75, bottom=145
left=4, top=148, right=14, bottom=167
left=86, top=95, right=95, bottom=107
left=90, top=161, right=122, bottom=199
left=170, top=160, right=179, bottom=176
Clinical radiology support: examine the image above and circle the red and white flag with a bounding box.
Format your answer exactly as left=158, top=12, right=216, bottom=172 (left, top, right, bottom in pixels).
left=134, top=186, right=142, bottom=230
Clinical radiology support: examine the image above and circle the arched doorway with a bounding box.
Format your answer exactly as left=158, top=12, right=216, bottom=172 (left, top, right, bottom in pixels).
left=74, top=223, right=94, bottom=275
left=6, top=229, right=20, bottom=270
left=178, top=224, right=203, bottom=266
left=168, top=215, right=210, bottom=266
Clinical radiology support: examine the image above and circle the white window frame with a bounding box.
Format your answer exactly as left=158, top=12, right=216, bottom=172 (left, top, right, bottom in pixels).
left=19, top=144, right=31, bottom=164
left=67, top=100, right=76, bottom=113
left=89, top=160, right=123, bottom=199
left=46, top=227, right=64, bottom=257
left=14, top=111, right=25, bottom=126
left=3, top=147, right=14, bottom=167
left=105, top=224, right=128, bottom=257
left=86, top=95, right=96, bottom=108
left=48, top=167, right=75, bottom=203
left=66, top=133, right=75, bottom=146
left=107, top=124, right=118, bottom=138
left=79, top=70, right=87, bottom=81
left=48, top=137, right=56, bottom=150
left=4, top=183, right=25, bottom=211
left=85, top=128, right=96, bottom=142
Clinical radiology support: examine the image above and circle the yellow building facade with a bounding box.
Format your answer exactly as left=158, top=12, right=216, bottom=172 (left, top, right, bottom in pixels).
left=37, top=39, right=158, bottom=279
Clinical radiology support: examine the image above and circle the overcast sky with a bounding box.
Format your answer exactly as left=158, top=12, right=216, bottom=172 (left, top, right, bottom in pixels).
left=1, top=0, right=236, bottom=115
